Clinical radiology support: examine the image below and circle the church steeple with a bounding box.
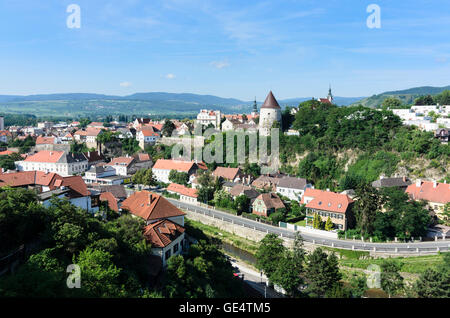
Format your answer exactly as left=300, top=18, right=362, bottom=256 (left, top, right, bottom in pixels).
left=327, top=84, right=333, bottom=102
left=252, top=97, right=258, bottom=114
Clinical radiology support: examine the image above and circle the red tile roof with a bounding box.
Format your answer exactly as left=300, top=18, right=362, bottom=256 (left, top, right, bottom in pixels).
left=0, top=150, right=15, bottom=156
left=121, top=190, right=185, bottom=222
left=152, top=159, right=196, bottom=172
left=143, top=219, right=185, bottom=248
left=137, top=153, right=151, bottom=162
left=167, top=183, right=198, bottom=198
left=100, top=191, right=119, bottom=212
left=36, top=136, right=56, bottom=145
left=24, top=150, right=65, bottom=163
left=61, top=176, right=90, bottom=197
left=213, top=167, right=241, bottom=180
left=301, top=189, right=353, bottom=213
left=406, top=181, right=450, bottom=204
left=106, top=156, right=134, bottom=167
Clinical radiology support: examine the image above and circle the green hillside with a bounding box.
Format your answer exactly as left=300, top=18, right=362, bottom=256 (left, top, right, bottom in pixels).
left=352, top=85, right=450, bottom=108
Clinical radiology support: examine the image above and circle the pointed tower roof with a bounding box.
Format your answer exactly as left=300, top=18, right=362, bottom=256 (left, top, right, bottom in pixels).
left=261, top=91, right=280, bottom=109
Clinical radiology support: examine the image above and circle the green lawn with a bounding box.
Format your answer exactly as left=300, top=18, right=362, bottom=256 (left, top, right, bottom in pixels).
left=339, top=253, right=447, bottom=274
left=294, top=220, right=306, bottom=227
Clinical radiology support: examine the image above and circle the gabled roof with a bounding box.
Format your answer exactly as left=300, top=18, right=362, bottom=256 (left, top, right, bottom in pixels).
left=36, top=136, right=56, bottom=145
left=97, top=184, right=127, bottom=199
left=152, top=159, right=196, bottom=172
left=406, top=181, right=450, bottom=204
left=100, top=191, right=119, bottom=212
left=255, top=192, right=285, bottom=210
left=121, top=190, right=186, bottom=221
left=371, top=177, right=411, bottom=188
left=143, top=219, right=185, bottom=248
left=106, top=156, right=134, bottom=167
left=167, top=183, right=198, bottom=198
left=230, top=184, right=259, bottom=199
left=24, top=150, right=65, bottom=163
left=61, top=176, right=90, bottom=197
left=301, top=189, right=353, bottom=214
left=277, top=177, right=308, bottom=190
left=213, top=167, right=241, bottom=180
left=261, top=91, right=280, bottom=109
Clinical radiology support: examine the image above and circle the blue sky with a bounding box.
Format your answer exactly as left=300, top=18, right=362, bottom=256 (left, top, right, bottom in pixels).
left=0, top=0, right=450, bottom=100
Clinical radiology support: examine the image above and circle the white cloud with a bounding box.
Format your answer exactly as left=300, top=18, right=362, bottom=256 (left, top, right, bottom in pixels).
left=165, top=73, right=176, bottom=79
left=210, top=60, right=231, bottom=69
left=119, top=81, right=132, bottom=87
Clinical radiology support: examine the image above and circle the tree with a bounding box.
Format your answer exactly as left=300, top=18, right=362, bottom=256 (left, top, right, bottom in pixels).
left=381, top=97, right=402, bottom=109
left=162, top=120, right=176, bottom=137
left=380, top=259, right=404, bottom=298
left=414, top=95, right=434, bottom=106
left=271, top=232, right=306, bottom=297
left=233, top=195, right=250, bottom=214
left=312, top=213, right=323, bottom=230
left=412, top=252, right=449, bottom=298
left=132, top=168, right=157, bottom=187
left=196, top=170, right=216, bottom=203
left=168, top=169, right=189, bottom=186
left=325, top=217, right=333, bottom=231
left=305, top=248, right=342, bottom=298
left=348, top=273, right=368, bottom=298
left=353, top=183, right=382, bottom=236
left=73, top=247, right=123, bottom=297
left=256, top=234, right=286, bottom=283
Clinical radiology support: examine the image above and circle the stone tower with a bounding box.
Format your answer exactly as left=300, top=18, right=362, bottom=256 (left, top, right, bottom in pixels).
left=258, top=91, right=282, bottom=136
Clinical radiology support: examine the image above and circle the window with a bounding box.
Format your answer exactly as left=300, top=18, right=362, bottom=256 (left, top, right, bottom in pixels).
left=173, top=243, right=179, bottom=254
left=165, top=249, right=171, bottom=260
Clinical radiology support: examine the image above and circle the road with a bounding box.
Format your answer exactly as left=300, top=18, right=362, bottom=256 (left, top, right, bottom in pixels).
left=167, top=198, right=450, bottom=255
left=226, top=255, right=284, bottom=298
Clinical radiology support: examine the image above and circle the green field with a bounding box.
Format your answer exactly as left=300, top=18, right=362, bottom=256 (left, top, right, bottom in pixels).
left=339, top=253, right=447, bottom=274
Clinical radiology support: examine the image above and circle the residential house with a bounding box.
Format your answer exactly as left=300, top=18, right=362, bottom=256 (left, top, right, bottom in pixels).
left=213, top=167, right=244, bottom=183
left=252, top=193, right=285, bottom=217
left=136, top=126, right=160, bottom=149
left=196, top=109, right=221, bottom=128
left=152, top=159, right=207, bottom=183
left=406, top=179, right=450, bottom=218
left=15, top=150, right=88, bottom=176
left=0, top=130, right=12, bottom=144
left=105, top=156, right=135, bottom=176
left=252, top=174, right=284, bottom=191
left=83, top=150, right=105, bottom=168
left=83, top=164, right=125, bottom=185
left=143, top=219, right=186, bottom=266
left=371, top=176, right=412, bottom=192
left=301, top=189, right=354, bottom=231
left=167, top=183, right=198, bottom=204
left=121, top=190, right=186, bottom=225
left=276, top=177, right=313, bottom=201
left=74, top=128, right=103, bottom=149
left=229, top=184, right=260, bottom=206
left=0, top=171, right=99, bottom=213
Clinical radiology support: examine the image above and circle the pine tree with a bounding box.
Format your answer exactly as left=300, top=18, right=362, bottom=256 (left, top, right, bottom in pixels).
left=312, top=213, right=323, bottom=230
left=325, top=217, right=333, bottom=231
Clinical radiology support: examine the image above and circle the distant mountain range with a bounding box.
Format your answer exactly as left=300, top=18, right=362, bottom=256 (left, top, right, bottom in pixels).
left=0, top=92, right=364, bottom=117
left=0, top=85, right=448, bottom=117
left=351, top=85, right=450, bottom=108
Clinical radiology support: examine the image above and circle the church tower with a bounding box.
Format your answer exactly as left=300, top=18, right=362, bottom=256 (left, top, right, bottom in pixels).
left=258, top=91, right=282, bottom=136
left=251, top=97, right=258, bottom=116
left=327, top=84, right=333, bottom=103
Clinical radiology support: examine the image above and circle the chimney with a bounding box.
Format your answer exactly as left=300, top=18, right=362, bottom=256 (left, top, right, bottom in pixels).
left=326, top=188, right=330, bottom=192
left=433, top=180, right=437, bottom=188
left=416, top=179, right=422, bottom=187
left=402, top=176, right=406, bottom=182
